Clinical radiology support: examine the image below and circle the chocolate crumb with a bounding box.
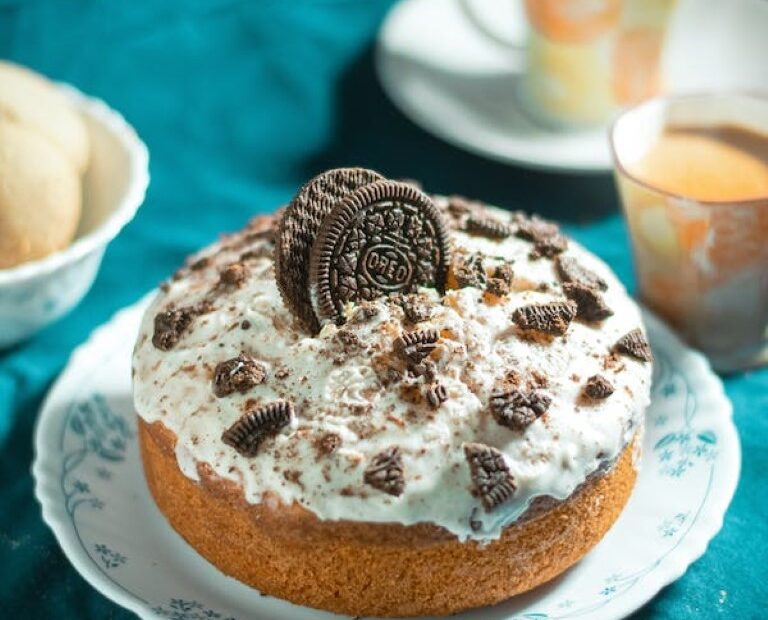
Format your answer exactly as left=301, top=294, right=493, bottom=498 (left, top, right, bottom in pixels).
left=555, top=255, right=607, bottom=291
left=241, top=319, right=251, bottom=330
left=512, top=300, right=577, bottom=336
left=469, top=507, right=483, bottom=532
left=464, top=443, right=516, bottom=511
left=314, top=432, right=342, bottom=457
left=425, top=382, right=448, bottom=409
left=486, top=263, right=514, bottom=297
left=394, top=293, right=434, bottom=324
left=221, top=400, right=293, bottom=457
left=465, top=214, right=513, bottom=239
left=274, top=366, right=291, bottom=380
left=490, top=388, right=552, bottom=430
left=213, top=354, right=267, bottom=397
left=351, top=301, right=380, bottom=324
left=451, top=252, right=486, bottom=288
left=409, top=358, right=437, bottom=382
left=218, top=262, right=250, bottom=289
left=283, top=469, right=304, bottom=490
left=583, top=374, right=615, bottom=399
left=189, top=255, right=212, bottom=271
left=614, top=328, right=653, bottom=362
left=563, top=282, right=613, bottom=322
left=364, top=446, right=405, bottom=496
left=335, top=328, right=362, bottom=354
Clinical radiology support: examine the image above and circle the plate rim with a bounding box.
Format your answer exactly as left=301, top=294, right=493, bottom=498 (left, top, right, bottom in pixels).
left=32, top=296, right=740, bottom=620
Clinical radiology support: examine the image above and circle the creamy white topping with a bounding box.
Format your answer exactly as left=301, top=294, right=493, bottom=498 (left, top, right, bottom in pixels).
left=133, top=202, right=651, bottom=541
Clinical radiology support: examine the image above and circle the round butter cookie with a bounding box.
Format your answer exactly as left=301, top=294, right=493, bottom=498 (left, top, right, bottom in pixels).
left=0, top=119, right=81, bottom=268
left=0, top=60, right=89, bottom=173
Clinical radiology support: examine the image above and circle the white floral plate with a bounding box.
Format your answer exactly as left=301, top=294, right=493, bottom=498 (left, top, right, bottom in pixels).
left=33, top=296, right=740, bottom=620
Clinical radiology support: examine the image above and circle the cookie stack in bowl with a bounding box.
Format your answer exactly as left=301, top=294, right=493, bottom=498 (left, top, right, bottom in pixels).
left=133, top=168, right=651, bottom=617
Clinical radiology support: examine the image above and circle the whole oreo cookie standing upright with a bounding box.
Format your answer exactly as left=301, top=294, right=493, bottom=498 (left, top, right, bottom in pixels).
left=274, top=167, right=384, bottom=333
left=309, top=180, right=452, bottom=325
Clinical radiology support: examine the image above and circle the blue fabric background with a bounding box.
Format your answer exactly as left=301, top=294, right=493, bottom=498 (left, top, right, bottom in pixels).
left=0, top=1, right=765, bottom=618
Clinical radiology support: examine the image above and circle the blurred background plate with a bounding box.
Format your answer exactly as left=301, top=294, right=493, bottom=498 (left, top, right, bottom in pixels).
left=375, top=0, right=768, bottom=173
left=33, top=297, right=739, bottom=620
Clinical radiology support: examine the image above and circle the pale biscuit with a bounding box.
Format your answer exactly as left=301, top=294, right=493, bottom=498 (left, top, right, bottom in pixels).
left=0, top=61, right=89, bottom=173
left=0, top=120, right=81, bottom=268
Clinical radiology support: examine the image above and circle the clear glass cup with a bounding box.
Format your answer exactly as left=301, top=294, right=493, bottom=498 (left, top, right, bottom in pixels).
left=610, top=93, right=768, bottom=372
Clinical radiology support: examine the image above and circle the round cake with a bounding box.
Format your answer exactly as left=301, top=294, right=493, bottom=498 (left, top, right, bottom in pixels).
left=133, top=171, right=652, bottom=617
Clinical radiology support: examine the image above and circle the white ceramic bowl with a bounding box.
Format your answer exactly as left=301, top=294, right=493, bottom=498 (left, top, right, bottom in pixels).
left=0, top=85, right=149, bottom=348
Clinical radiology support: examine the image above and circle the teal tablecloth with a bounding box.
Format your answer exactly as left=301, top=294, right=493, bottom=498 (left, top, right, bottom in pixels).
left=0, top=1, right=765, bottom=618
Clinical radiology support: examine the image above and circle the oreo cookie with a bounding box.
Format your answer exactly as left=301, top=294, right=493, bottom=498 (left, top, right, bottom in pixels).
left=274, top=168, right=384, bottom=333
left=309, top=180, right=452, bottom=325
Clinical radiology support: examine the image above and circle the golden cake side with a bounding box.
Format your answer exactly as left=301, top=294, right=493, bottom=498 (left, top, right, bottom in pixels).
left=140, top=418, right=639, bottom=617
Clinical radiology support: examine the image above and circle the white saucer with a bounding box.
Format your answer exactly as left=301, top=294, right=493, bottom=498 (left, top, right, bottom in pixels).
left=33, top=294, right=739, bottom=620
left=375, top=0, right=768, bottom=173
left=375, top=0, right=614, bottom=173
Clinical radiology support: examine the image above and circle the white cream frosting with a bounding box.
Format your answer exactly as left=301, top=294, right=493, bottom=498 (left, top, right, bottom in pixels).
left=132, top=202, right=651, bottom=541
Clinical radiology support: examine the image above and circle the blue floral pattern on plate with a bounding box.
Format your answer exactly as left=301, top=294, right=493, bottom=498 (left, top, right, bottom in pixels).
left=33, top=300, right=740, bottom=620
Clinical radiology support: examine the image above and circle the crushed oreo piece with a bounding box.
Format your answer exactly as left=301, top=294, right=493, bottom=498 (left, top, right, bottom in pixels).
left=394, top=329, right=439, bottom=365
left=530, top=233, right=568, bottom=259
left=465, top=214, right=512, bottom=239
left=363, top=446, right=405, bottom=496
left=394, top=293, right=434, bottom=324
left=451, top=252, right=486, bottom=288
left=513, top=212, right=560, bottom=241
left=583, top=374, right=615, bottom=399
left=213, top=354, right=267, bottom=397
left=152, top=301, right=213, bottom=351
left=512, top=300, right=577, bottom=336
left=445, top=195, right=482, bottom=218
left=409, top=358, right=437, bottom=382
left=486, top=263, right=514, bottom=297
left=490, top=388, right=552, bottom=430
left=152, top=308, right=193, bottom=351
left=563, top=282, right=613, bottom=322
left=513, top=212, right=568, bottom=258
left=350, top=301, right=380, bottom=323
left=241, top=319, right=251, bottom=330
left=336, top=328, right=361, bottom=348
left=555, top=255, right=607, bottom=291
left=425, top=382, right=448, bottom=409
left=464, top=443, right=516, bottom=512
left=614, top=328, right=653, bottom=362
left=310, top=180, right=452, bottom=325
left=221, top=400, right=293, bottom=457
left=218, top=262, right=250, bottom=289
